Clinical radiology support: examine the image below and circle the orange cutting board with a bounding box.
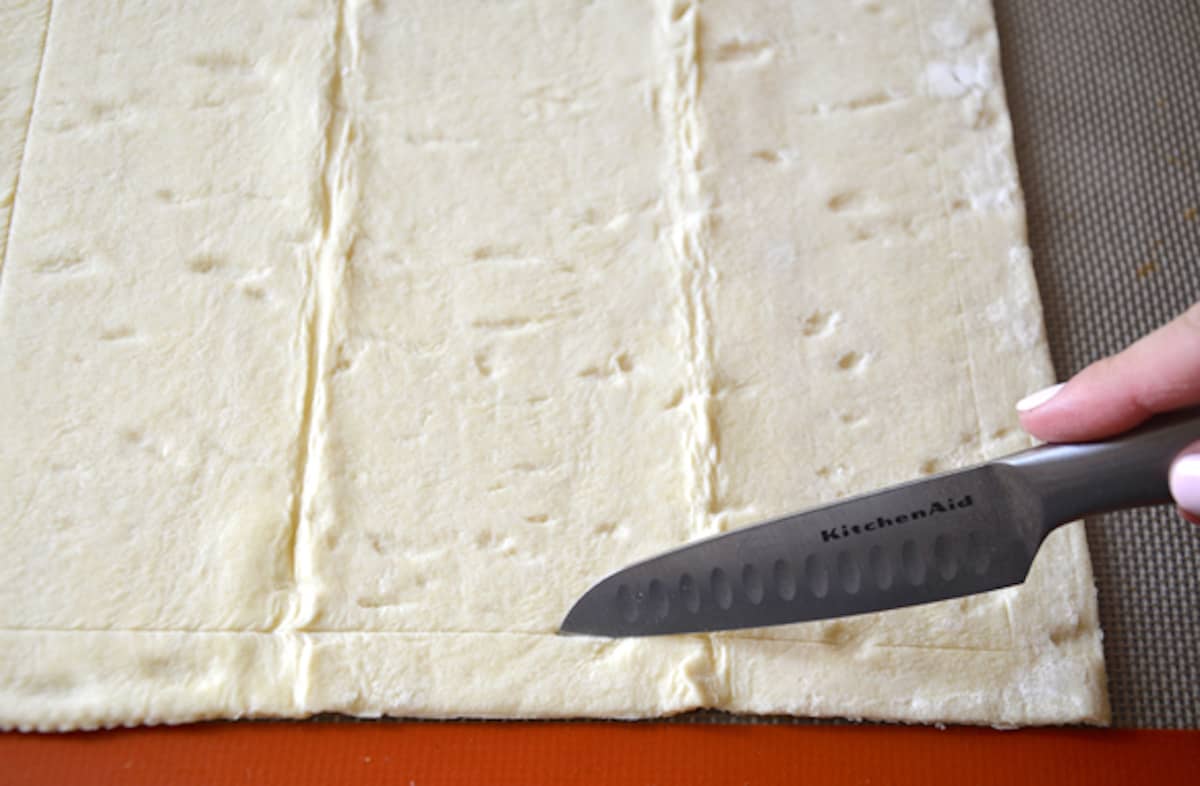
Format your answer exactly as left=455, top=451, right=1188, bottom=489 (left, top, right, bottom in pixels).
left=2, top=722, right=1197, bottom=785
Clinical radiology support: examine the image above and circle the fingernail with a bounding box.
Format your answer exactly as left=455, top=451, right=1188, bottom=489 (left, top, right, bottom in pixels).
left=1169, top=453, right=1200, bottom=517
left=1016, top=382, right=1065, bottom=412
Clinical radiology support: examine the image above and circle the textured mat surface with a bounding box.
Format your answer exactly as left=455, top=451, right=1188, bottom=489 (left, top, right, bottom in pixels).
left=994, top=0, right=1200, bottom=728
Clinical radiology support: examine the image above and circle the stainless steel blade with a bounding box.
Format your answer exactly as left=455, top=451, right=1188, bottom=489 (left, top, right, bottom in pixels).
left=560, top=464, right=1038, bottom=636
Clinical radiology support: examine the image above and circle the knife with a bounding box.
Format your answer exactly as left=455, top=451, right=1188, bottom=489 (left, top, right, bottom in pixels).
left=560, top=407, right=1200, bottom=637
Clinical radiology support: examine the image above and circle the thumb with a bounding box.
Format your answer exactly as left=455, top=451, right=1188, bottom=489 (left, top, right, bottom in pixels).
left=1170, top=442, right=1200, bottom=525
left=1016, top=301, right=1200, bottom=443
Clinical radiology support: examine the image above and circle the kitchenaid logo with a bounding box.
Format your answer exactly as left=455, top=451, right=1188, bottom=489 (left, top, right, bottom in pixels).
left=820, top=495, right=974, bottom=543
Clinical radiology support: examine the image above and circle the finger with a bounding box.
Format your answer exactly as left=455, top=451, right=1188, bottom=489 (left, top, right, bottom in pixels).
left=1170, top=441, right=1200, bottom=522
left=1017, top=301, right=1200, bottom=443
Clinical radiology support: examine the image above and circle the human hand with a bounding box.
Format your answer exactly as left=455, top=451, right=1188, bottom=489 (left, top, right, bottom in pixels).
left=1015, top=302, right=1200, bottom=524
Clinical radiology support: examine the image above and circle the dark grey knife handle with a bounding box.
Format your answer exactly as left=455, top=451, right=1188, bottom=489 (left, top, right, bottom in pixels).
left=996, top=406, right=1200, bottom=533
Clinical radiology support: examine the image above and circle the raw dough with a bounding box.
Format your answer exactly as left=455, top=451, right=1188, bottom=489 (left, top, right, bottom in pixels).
left=0, top=0, right=1107, bottom=730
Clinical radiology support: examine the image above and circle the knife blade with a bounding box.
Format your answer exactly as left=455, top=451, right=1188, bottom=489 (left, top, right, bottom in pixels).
left=560, top=407, right=1200, bottom=637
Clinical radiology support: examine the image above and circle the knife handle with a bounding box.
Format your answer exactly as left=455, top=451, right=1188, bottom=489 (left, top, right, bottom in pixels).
left=995, top=406, right=1200, bottom=531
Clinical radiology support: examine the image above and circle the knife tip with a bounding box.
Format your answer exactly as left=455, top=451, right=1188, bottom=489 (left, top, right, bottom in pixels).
left=558, top=588, right=616, bottom=638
